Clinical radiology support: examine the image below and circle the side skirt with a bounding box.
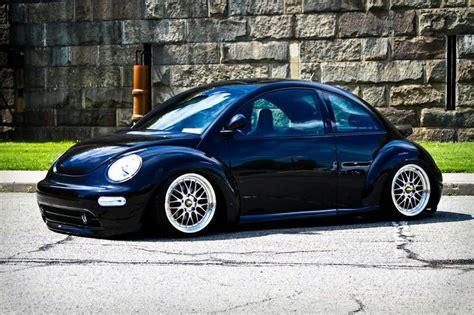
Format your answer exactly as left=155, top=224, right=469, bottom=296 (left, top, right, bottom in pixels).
left=239, top=206, right=378, bottom=223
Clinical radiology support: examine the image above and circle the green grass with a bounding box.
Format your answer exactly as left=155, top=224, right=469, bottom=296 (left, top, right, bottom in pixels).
left=0, top=141, right=472, bottom=172
left=0, top=141, right=76, bottom=171
left=417, top=141, right=474, bottom=173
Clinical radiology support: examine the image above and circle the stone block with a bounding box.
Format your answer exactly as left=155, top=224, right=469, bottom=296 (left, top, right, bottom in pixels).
left=187, top=18, right=246, bottom=42
left=74, top=0, right=93, bottom=21
left=24, top=109, right=57, bottom=127
left=229, top=0, right=284, bottom=15
left=458, top=84, right=474, bottom=107
left=441, top=0, right=467, bottom=7
left=418, top=8, right=474, bottom=35
left=13, top=127, right=92, bottom=141
left=93, top=0, right=142, bottom=20
left=46, top=67, right=122, bottom=89
left=116, top=108, right=133, bottom=127
left=421, top=108, right=457, bottom=127
left=25, top=47, right=51, bottom=67
left=457, top=109, right=474, bottom=127
left=377, top=107, right=418, bottom=126
left=24, top=68, right=46, bottom=89
left=10, top=24, right=44, bottom=47
left=98, top=45, right=139, bottom=66
left=122, top=20, right=186, bottom=44
left=410, top=128, right=457, bottom=141
left=425, top=60, right=446, bottom=83
left=390, top=84, right=444, bottom=107
left=295, top=14, right=336, bottom=39
left=457, top=128, right=474, bottom=141
left=84, top=88, right=132, bottom=109
left=249, top=15, right=293, bottom=40
left=145, top=0, right=208, bottom=19
left=321, top=61, right=424, bottom=84
left=365, top=0, right=389, bottom=10
left=170, top=64, right=270, bottom=87
left=271, top=64, right=289, bottom=78
left=300, top=63, right=321, bottom=81
left=339, top=11, right=415, bottom=37
left=9, top=3, right=26, bottom=23
left=0, top=25, right=8, bottom=46
left=209, top=0, right=227, bottom=16
left=362, top=38, right=389, bottom=61
left=47, top=22, right=122, bottom=46
left=286, top=0, right=302, bottom=14
left=52, top=46, right=99, bottom=66
left=336, top=85, right=361, bottom=96
left=92, top=127, right=118, bottom=137
left=458, top=34, right=474, bottom=58
left=154, top=43, right=220, bottom=65
left=224, top=42, right=288, bottom=63
left=26, top=2, right=74, bottom=23
left=391, top=0, right=440, bottom=8
left=361, top=85, right=387, bottom=107
left=458, top=59, right=474, bottom=82
left=57, top=109, right=116, bottom=127
left=1, top=68, right=14, bottom=89
left=393, top=37, right=445, bottom=60
left=301, top=39, right=361, bottom=62
left=24, top=88, right=83, bottom=110
left=1, top=89, right=14, bottom=107
left=303, top=0, right=364, bottom=12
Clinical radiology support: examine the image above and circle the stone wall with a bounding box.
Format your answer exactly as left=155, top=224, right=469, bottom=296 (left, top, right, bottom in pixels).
left=7, top=0, right=474, bottom=141
left=1, top=3, right=14, bottom=134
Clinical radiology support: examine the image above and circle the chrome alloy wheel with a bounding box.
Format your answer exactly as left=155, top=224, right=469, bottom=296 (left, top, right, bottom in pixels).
left=164, top=173, right=216, bottom=233
left=391, top=164, right=431, bottom=217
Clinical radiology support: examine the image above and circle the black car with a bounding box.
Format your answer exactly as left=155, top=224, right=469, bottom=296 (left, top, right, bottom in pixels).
left=37, top=79, right=442, bottom=237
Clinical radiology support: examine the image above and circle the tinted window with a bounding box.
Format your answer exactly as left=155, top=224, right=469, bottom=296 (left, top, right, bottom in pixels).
left=327, top=93, right=382, bottom=132
left=237, top=89, right=325, bottom=137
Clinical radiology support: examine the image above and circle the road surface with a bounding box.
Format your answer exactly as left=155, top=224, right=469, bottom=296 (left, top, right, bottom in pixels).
left=1, top=193, right=473, bottom=313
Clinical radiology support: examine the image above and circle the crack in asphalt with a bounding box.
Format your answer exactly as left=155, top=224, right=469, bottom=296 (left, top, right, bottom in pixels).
left=393, top=221, right=474, bottom=271
left=0, top=257, right=468, bottom=271
left=348, top=295, right=366, bottom=314
left=214, top=290, right=303, bottom=313
left=7, top=235, right=73, bottom=260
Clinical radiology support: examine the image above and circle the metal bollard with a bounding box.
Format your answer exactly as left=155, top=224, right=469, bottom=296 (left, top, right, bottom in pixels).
left=131, top=50, right=150, bottom=124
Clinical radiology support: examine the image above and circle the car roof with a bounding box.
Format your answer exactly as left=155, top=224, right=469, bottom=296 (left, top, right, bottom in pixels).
left=201, top=78, right=357, bottom=102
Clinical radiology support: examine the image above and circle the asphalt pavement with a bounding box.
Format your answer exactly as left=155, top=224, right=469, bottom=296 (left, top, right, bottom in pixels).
left=0, top=193, right=473, bottom=313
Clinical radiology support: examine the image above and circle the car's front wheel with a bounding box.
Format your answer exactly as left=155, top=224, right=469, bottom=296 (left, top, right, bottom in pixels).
left=154, top=173, right=217, bottom=236
left=389, top=163, right=433, bottom=218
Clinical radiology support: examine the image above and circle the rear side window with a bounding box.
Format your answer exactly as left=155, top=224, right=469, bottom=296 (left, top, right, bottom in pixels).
left=326, top=93, right=382, bottom=133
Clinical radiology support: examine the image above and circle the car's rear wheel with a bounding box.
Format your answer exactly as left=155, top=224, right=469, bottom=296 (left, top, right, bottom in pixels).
left=389, top=163, right=432, bottom=218
left=154, top=173, right=217, bottom=236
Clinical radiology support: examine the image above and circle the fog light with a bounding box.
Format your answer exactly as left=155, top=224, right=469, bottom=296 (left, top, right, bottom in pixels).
left=98, top=196, right=126, bottom=207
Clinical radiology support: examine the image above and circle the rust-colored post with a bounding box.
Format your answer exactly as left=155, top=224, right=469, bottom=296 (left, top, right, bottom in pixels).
left=132, top=50, right=150, bottom=123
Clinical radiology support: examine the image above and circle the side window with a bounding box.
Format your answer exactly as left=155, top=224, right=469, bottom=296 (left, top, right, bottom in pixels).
left=237, top=89, right=325, bottom=137
left=327, top=93, right=382, bottom=132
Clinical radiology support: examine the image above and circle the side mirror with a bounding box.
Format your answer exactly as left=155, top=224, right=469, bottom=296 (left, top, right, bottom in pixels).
left=220, top=114, right=247, bottom=135
left=396, top=124, right=413, bottom=137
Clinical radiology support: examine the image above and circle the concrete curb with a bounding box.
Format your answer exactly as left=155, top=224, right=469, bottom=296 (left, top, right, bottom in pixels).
left=0, top=171, right=473, bottom=195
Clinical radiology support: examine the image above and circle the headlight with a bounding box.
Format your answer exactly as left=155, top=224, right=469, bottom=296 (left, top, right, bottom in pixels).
left=107, top=154, right=142, bottom=183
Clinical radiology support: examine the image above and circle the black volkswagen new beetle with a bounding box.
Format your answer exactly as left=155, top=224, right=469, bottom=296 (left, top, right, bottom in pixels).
left=37, top=79, right=442, bottom=237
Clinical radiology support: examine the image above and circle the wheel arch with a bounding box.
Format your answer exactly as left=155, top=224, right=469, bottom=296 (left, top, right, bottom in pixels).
left=140, top=146, right=240, bottom=225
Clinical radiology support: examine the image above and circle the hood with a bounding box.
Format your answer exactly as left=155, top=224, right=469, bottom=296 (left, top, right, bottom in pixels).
left=55, top=130, right=201, bottom=175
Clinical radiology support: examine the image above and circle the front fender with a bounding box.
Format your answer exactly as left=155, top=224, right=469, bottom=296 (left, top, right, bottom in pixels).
left=138, top=146, right=240, bottom=223
left=363, top=140, right=442, bottom=207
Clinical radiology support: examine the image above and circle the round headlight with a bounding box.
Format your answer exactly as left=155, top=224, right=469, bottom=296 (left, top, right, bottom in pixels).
left=107, top=154, right=142, bottom=183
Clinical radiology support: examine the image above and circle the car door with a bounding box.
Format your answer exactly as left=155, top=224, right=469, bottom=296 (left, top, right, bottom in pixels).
left=321, top=91, right=388, bottom=209
left=226, top=88, right=338, bottom=215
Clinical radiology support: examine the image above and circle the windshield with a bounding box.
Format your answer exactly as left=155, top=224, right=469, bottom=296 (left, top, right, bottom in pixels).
left=137, top=85, right=256, bottom=134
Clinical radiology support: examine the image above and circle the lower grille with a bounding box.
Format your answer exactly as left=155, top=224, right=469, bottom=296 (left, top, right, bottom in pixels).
left=40, top=205, right=101, bottom=228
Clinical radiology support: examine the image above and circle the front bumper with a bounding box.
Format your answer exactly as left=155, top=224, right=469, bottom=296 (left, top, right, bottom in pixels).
left=37, top=176, right=154, bottom=237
